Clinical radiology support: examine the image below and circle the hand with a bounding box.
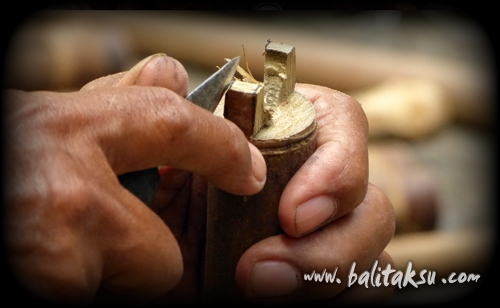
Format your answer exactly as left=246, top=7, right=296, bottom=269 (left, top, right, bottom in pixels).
left=150, top=83, right=395, bottom=304
left=4, top=52, right=394, bottom=305
left=234, top=84, right=396, bottom=305
left=3, top=53, right=266, bottom=304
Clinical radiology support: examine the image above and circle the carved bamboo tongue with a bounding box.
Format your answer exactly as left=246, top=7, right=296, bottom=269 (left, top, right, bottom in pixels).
left=203, top=41, right=318, bottom=303
left=224, top=41, right=317, bottom=146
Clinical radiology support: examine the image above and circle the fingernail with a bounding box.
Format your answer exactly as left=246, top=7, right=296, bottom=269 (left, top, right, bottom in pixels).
left=251, top=261, right=298, bottom=298
left=295, top=195, right=336, bottom=236
left=249, top=143, right=267, bottom=186
left=116, top=53, right=166, bottom=86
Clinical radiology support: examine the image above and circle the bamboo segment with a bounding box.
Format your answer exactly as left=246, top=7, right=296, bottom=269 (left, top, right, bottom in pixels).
left=224, top=81, right=264, bottom=138
left=203, top=42, right=318, bottom=303
left=262, top=42, right=296, bottom=112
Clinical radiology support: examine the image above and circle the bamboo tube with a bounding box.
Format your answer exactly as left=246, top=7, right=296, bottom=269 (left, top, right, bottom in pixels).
left=203, top=42, right=317, bottom=303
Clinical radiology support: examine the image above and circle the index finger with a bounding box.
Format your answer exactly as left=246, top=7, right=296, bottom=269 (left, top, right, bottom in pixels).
left=73, top=86, right=266, bottom=197
left=79, top=53, right=266, bottom=196
left=278, top=83, right=370, bottom=237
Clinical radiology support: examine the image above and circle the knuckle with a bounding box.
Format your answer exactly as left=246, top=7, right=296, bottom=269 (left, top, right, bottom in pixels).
left=147, top=88, right=193, bottom=143
left=334, top=156, right=369, bottom=210
left=5, top=178, right=96, bottom=302
left=368, top=183, right=394, bottom=213
left=6, top=169, right=94, bottom=224
left=340, top=94, right=369, bottom=129
left=367, top=183, right=396, bottom=236
left=49, top=177, right=96, bottom=224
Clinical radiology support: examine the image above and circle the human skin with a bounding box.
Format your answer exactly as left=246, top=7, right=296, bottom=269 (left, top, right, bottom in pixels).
left=3, top=53, right=394, bottom=304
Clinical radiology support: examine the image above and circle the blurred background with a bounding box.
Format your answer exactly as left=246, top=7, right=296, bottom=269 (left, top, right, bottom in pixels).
left=3, top=6, right=496, bottom=305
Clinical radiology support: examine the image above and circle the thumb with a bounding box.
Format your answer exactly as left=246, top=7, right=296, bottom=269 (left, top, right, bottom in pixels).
left=81, top=53, right=189, bottom=97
